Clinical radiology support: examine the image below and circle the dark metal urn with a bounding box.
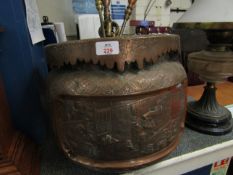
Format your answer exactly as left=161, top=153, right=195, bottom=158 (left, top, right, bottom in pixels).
left=45, top=35, right=187, bottom=171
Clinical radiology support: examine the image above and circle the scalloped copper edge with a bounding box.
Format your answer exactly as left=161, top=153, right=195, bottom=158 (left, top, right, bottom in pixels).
left=45, top=34, right=180, bottom=72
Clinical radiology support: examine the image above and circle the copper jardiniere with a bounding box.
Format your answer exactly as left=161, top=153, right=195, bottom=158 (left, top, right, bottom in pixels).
left=46, top=35, right=187, bottom=171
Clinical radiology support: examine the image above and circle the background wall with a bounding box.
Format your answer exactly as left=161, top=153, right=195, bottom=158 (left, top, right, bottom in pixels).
left=36, top=0, right=76, bottom=36
left=36, top=0, right=192, bottom=37
left=170, top=0, right=192, bottom=26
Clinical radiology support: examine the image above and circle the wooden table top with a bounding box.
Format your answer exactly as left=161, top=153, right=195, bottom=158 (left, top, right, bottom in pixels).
left=187, top=81, right=233, bottom=106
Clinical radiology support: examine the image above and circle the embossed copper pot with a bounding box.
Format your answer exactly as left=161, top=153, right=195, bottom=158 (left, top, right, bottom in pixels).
left=46, top=35, right=187, bottom=171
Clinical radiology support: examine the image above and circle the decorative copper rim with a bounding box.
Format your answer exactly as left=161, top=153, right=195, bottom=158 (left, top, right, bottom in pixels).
left=45, top=34, right=180, bottom=72
left=173, top=22, right=233, bottom=30
left=48, top=62, right=187, bottom=98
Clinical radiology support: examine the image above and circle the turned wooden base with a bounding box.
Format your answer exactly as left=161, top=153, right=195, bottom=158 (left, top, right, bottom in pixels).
left=0, top=133, right=40, bottom=175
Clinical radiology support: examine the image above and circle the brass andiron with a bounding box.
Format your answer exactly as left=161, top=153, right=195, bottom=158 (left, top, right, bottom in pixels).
left=102, top=0, right=120, bottom=37
left=96, top=0, right=106, bottom=37
left=103, top=0, right=111, bottom=21
left=120, top=0, right=137, bottom=36
left=96, top=0, right=136, bottom=37
left=103, top=0, right=112, bottom=37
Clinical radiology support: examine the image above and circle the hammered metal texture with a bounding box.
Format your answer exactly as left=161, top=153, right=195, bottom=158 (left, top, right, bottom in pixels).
left=47, top=59, right=187, bottom=170
left=45, top=34, right=180, bottom=72
left=51, top=82, right=186, bottom=167
left=48, top=59, right=186, bottom=98
left=46, top=35, right=187, bottom=171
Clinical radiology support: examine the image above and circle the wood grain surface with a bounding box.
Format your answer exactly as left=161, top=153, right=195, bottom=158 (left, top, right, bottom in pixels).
left=0, top=78, right=40, bottom=175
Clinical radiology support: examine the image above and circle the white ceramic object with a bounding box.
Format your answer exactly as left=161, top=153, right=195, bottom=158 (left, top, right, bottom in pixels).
left=54, top=22, right=67, bottom=43
left=178, top=0, right=233, bottom=23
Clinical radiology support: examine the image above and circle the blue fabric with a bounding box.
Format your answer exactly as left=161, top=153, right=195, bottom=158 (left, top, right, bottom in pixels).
left=0, top=0, right=48, bottom=143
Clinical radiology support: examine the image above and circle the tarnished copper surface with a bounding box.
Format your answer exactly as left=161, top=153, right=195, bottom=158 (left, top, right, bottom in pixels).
left=47, top=59, right=187, bottom=171
left=45, top=34, right=180, bottom=72
left=50, top=80, right=186, bottom=170
left=48, top=61, right=186, bottom=98
left=46, top=35, right=187, bottom=171
left=188, top=50, right=233, bottom=82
